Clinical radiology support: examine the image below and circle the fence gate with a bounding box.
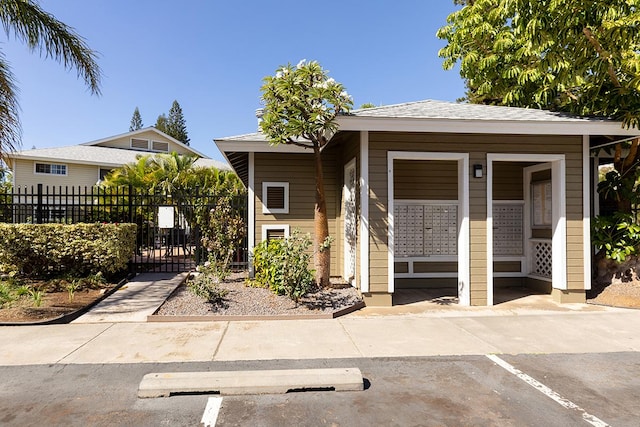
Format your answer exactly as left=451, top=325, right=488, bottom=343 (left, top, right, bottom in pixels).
left=0, top=185, right=248, bottom=273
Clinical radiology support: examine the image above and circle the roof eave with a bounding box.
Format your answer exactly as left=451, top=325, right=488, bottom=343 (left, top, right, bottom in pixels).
left=336, top=116, right=640, bottom=136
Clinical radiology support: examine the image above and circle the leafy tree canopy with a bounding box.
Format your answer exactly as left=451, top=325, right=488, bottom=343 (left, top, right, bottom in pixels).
left=260, top=59, right=353, bottom=150
left=0, top=0, right=102, bottom=160
left=155, top=113, right=168, bottom=134
left=260, top=59, right=352, bottom=287
left=437, top=0, right=640, bottom=128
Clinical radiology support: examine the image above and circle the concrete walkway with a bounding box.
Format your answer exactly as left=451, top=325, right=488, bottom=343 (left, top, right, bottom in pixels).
left=72, top=272, right=188, bottom=323
left=1, top=305, right=639, bottom=366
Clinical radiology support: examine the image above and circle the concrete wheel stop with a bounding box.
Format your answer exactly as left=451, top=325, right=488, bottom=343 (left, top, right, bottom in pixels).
left=138, top=367, right=364, bottom=398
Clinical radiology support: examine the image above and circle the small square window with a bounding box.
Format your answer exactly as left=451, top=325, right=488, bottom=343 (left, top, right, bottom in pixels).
left=262, top=224, right=290, bottom=242
left=262, top=182, right=289, bottom=214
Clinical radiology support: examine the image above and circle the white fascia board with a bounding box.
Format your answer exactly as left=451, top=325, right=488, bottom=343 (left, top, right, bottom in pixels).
left=8, top=154, right=123, bottom=168
left=215, top=141, right=312, bottom=154
left=337, top=116, right=640, bottom=136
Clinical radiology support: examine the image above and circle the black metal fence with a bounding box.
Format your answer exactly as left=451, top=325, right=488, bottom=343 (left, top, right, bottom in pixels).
left=0, top=184, right=248, bottom=272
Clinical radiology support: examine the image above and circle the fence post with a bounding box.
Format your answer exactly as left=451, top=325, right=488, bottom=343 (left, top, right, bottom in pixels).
left=36, top=183, right=43, bottom=224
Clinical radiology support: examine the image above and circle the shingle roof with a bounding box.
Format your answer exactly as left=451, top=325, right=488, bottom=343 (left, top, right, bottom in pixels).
left=349, top=99, right=606, bottom=123
left=9, top=145, right=230, bottom=170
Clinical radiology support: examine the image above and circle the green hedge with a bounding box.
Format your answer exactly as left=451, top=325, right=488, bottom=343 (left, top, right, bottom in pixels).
left=0, top=223, right=137, bottom=277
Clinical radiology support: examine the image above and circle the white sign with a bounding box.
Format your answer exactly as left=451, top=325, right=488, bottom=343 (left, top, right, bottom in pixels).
left=158, top=206, right=174, bottom=228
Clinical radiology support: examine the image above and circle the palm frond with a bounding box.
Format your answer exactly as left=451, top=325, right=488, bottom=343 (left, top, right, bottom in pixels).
left=0, top=53, right=20, bottom=162
left=0, top=0, right=102, bottom=95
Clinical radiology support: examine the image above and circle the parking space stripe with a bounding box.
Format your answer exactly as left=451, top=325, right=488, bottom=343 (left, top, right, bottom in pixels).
left=486, top=355, right=609, bottom=427
left=201, top=396, right=223, bottom=427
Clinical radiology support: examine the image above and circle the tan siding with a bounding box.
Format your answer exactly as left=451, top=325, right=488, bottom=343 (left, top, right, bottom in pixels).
left=394, top=160, right=457, bottom=200
left=254, top=150, right=340, bottom=276
left=367, top=132, right=584, bottom=301
left=13, top=159, right=100, bottom=190
left=93, top=130, right=192, bottom=155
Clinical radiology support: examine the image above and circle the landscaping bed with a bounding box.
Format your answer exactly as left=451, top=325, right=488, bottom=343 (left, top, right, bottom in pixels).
left=0, top=275, right=125, bottom=324
left=587, top=279, right=640, bottom=309
left=154, top=271, right=364, bottom=320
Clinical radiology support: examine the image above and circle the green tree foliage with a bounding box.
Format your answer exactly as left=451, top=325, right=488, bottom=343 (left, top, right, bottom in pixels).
left=359, top=103, right=377, bottom=109
left=437, top=0, right=640, bottom=264
left=0, top=0, right=102, bottom=161
left=154, top=113, right=168, bottom=134
left=166, top=100, right=190, bottom=145
left=260, top=59, right=352, bottom=287
left=129, top=106, right=143, bottom=131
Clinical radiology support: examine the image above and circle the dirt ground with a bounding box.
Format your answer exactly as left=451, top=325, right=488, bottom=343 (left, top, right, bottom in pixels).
left=0, top=288, right=114, bottom=323
left=587, top=280, right=640, bottom=308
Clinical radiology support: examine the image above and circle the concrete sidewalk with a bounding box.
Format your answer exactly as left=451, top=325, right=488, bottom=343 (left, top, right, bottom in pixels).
left=72, top=272, right=188, bottom=323
left=1, top=308, right=639, bottom=366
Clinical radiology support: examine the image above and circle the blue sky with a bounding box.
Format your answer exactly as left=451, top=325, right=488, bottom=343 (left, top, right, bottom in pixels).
left=3, top=1, right=464, bottom=162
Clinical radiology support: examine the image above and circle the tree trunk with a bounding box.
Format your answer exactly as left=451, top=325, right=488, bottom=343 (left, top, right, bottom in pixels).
left=313, top=145, right=330, bottom=287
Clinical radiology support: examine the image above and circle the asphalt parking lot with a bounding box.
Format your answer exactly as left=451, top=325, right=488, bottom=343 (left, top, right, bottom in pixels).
left=2, top=352, right=639, bottom=426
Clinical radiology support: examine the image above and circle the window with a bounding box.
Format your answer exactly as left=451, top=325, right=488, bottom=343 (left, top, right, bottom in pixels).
left=99, top=168, right=112, bottom=181
left=262, top=224, right=290, bottom=242
left=35, top=163, right=67, bottom=176
left=151, top=141, right=169, bottom=152
left=262, top=182, right=289, bottom=214
left=130, top=138, right=149, bottom=150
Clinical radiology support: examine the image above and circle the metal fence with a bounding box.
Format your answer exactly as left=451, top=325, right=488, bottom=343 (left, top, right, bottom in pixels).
left=0, top=184, right=248, bottom=272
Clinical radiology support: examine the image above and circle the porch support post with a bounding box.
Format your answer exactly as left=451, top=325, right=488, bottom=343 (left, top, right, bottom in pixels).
left=583, top=135, right=591, bottom=290
left=552, top=158, right=568, bottom=290
left=248, top=152, right=255, bottom=277
left=360, top=131, right=370, bottom=293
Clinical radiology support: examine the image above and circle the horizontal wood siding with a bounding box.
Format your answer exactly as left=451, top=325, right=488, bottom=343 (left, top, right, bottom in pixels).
left=254, top=150, right=340, bottom=276
left=13, top=159, right=100, bottom=189
left=94, top=130, right=192, bottom=155
left=368, top=132, right=584, bottom=302
left=394, top=160, right=457, bottom=200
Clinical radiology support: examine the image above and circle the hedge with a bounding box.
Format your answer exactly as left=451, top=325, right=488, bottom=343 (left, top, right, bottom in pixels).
left=0, top=223, right=137, bottom=277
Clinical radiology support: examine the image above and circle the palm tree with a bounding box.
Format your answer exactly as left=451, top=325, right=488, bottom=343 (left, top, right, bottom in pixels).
left=0, top=0, right=102, bottom=160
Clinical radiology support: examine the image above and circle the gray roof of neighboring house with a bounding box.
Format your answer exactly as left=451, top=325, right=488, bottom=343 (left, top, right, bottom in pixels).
left=348, top=99, right=605, bottom=122
left=9, top=145, right=230, bottom=170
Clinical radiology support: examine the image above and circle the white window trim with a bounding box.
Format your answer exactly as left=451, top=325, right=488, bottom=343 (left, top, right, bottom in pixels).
left=387, top=151, right=470, bottom=305
left=262, top=182, right=289, bottom=214
left=261, top=224, right=290, bottom=242
left=34, top=162, right=67, bottom=176
left=151, top=140, right=170, bottom=153
left=130, top=138, right=150, bottom=150
left=360, top=131, right=370, bottom=293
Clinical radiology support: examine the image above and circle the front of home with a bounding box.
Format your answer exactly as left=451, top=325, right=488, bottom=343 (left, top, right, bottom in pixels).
left=7, top=127, right=227, bottom=191
left=215, top=100, right=640, bottom=307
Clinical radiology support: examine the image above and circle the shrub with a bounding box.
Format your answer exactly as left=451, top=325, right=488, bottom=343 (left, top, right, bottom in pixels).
left=251, top=231, right=315, bottom=302
left=188, top=273, right=228, bottom=305
left=592, top=213, right=640, bottom=262
left=199, top=195, right=245, bottom=273
left=0, top=223, right=137, bottom=277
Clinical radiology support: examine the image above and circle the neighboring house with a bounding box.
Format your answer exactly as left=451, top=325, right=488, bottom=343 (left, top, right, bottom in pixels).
left=5, top=127, right=228, bottom=222
left=6, top=127, right=228, bottom=190
left=215, top=99, right=640, bottom=307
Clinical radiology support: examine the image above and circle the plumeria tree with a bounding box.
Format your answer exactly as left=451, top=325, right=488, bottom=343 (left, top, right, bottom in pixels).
left=260, top=60, right=353, bottom=287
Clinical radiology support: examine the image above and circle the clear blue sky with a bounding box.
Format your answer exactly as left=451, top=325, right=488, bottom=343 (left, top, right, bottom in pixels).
left=4, top=1, right=464, bottom=162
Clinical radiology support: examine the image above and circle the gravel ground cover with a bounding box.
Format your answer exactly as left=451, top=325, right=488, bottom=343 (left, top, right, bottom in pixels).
left=155, top=272, right=364, bottom=316
left=587, top=280, right=640, bottom=308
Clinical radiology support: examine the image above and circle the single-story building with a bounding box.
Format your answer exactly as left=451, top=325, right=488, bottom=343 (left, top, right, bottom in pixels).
left=215, top=100, right=640, bottom=306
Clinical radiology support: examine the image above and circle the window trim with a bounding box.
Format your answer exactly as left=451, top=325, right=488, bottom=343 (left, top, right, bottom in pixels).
left=151, top=140, right=170, bottom=153
left=262, top=182, right=289, bottom=214
left=261, top=224, right=290, bottom=242
left=130, top=137, right=150, bottom=150
left=34, top=162, right=67, bottom=176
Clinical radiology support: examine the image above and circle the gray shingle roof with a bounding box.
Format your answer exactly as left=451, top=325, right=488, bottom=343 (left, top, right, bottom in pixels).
left=10, top=145, right=230, bottom=170
left=349, top=99, right=606, bottom=123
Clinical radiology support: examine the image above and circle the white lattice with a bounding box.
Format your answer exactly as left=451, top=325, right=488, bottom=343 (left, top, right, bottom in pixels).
left=531, top=240, right=552, bottom=278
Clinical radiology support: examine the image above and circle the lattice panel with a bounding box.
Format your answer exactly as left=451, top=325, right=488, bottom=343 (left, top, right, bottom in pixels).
left=394, top=203, right=457, bottom=256
left=493, top=204, right=523, bottom=256
left=532, top=240, right=552, bottom=278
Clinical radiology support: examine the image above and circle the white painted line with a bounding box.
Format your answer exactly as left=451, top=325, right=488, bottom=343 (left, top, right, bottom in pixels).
left=486, top=355, right=609, bottom=427
left=201, top=396, right=223, bottom=427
